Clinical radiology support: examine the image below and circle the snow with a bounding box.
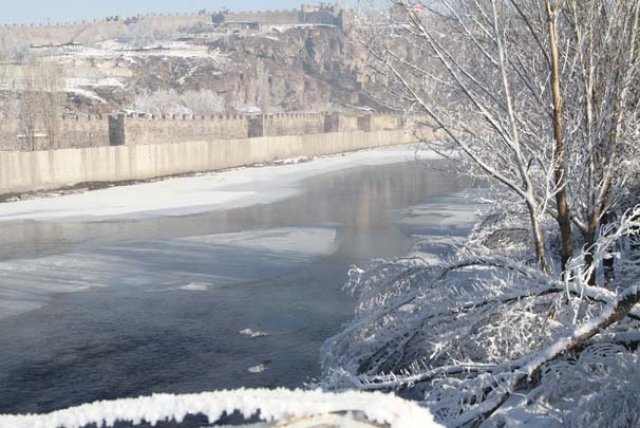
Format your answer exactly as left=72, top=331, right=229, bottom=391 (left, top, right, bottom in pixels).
left=0, top=388, right=440, bottom=428
left=486, top=395, right=562, bottom=427
left=65, top=87, right=107, bottom=103
left=63, top=42, right=217, bottom=60
left=65, top=77, right=125, bottom=89
left=0, top=146, right=435, bottom=223
left=239, top=329, right=269, bottom=338
left=247, top=363, right=269, bottom=373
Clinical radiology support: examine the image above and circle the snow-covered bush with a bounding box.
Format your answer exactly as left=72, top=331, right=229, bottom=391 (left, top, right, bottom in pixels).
left=321, top=207, right=640, bottom=426
left=539, top=343, right=640, bottom=427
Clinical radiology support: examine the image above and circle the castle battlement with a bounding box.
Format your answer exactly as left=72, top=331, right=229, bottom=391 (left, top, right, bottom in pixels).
left=124, top=113, right=247, bottom=121
left=62, top=113, right=107, bottom=122
left=231, top=9, right=298, bottom=15
left=0, top=111, right=403, bottom=152
left=0, top=3, right=350, bottom=41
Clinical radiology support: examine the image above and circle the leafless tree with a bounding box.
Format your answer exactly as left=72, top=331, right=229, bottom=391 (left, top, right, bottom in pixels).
left=256, top=58, right=271, bottom=114
left=322, top=1, right=640, bottom=425
left=561, top=0, right=640, bottom=284
left=17, top=57, right=65, bottom=150
left=357, top=0, right=639, bottom=279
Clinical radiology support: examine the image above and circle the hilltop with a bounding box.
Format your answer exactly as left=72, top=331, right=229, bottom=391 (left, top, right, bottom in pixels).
left=0, top=3, right=383, bottom=122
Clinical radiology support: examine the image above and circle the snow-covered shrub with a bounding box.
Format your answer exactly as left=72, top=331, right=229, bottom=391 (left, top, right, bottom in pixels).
left=539, top=343, right=640, bottom=427
left=321, top=207, right=640, bottom=426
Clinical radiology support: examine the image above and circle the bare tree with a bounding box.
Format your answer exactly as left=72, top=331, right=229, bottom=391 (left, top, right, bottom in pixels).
left=359, top=0, right=561, bottom=272
left=357, top=0, right=639, bottom=278
left=561, top=0, right=640, bottom=284
left=256, top=58, right=271, bottom=114
left=124, top=20, right=170, bottom=49
left=546, top=0, right=573, bottom=273
left=322, top=1, right=640, bottom=425
left=17, top=57, right=64, bottom=150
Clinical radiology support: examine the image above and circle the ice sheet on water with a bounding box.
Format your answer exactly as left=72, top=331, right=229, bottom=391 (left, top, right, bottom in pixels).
left=393, top=189, right=489, bottom=263
left=191, top=227, right=337, bottom=256
left=179, top=282, right=209, bottom=291
left=0, top=227, right=337, bottom=320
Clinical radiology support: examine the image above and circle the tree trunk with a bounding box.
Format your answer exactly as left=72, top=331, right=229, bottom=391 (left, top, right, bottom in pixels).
left=585, top=212, right=599, bottom=286
left=527, top=199, right=551, bottom=273
left=546, top=0, right=573, bottom=273
left=602, top=212, right=615, bottom=287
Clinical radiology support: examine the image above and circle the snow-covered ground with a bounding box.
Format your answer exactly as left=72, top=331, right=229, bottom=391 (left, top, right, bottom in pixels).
left=0, top=146, right=433, bottom=223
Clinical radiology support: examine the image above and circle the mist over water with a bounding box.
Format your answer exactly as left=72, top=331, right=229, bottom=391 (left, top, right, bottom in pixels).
left=0, top=160, right=476, bottom=414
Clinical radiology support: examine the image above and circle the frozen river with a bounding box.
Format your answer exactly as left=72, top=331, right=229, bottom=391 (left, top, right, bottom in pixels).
left=0, top=148, right=480, bottom=415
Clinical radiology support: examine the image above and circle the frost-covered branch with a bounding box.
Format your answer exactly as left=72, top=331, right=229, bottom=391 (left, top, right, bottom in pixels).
left=323, top=205, right=640, bottom=425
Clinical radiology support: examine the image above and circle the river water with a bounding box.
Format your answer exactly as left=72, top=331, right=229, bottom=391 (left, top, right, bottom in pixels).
left=0, top=158, right=477, bottom=415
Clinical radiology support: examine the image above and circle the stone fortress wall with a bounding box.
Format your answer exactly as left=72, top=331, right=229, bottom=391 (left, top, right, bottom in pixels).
left=0, top=3, right=345, bottom=45
left=0, top=115, right=110, bottom=151
left=0, top=112, right=405, bottom=151
left=110, top=112, right=404, bottom=146
left=0, top=111, right=415, bottom=194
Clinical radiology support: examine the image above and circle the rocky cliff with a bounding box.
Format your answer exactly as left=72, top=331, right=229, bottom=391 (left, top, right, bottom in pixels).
left=112, top=25, right=371, bottom=115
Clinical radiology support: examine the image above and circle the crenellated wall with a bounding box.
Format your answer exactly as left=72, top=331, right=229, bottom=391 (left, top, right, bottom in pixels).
left=0, top=115, right=110, bottom=151
left=358, top=114, right=404, bottom=132
left=0, top=5, right=346, bottom=45
left=60, top=115, right=110, bottom=148
left=0, top=109, right=416, bottom=193
left=263, top=113, right=326, bottom=137
left=0, top=112, right=405, bottom=151
left=122, top=114, right=249, bottom=146
left=224, top=10, right=302, bottom=25
left=115, top=112, right=399, bottom=146
left=0, top=20, right=126, bottom=45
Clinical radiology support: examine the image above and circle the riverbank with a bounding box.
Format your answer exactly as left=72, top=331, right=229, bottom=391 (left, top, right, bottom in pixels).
left=0, top=145, right=432, bottom=223
left=0, top=129, right=418, bottom=195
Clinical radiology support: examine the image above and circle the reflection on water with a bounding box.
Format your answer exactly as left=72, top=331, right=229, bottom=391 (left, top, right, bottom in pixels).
left=0, top=160, right=473, bottom=415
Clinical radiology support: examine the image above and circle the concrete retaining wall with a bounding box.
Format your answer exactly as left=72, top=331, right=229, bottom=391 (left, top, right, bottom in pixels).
left=0, top=130, right=416, bottom=194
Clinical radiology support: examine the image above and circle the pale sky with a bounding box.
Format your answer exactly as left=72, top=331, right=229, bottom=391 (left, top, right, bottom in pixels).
left=1, top=1, right=325, bottom=24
